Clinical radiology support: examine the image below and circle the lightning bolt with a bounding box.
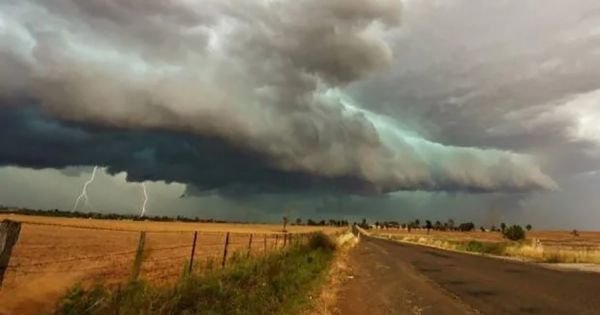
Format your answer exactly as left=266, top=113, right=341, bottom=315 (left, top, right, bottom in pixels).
left=72, top=166, right=98, bottom=211
left=140, top=183, right=149, bottom=217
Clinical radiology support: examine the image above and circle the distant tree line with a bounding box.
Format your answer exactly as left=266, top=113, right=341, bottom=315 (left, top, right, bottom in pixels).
left=372, top=219, right=477, bottom=233
left=292, top=218, right=350, bottom=227
left=361, top=217, right=533, bottom=241
left=0, top=207, right=238, bottom=224
left=0, top=207, right=354, bottom=227
left=0, top=206, right=534, bottom=240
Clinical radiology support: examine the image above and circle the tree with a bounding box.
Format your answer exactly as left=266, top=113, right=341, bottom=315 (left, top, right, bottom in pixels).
left=447, top=219, right=455, bottom=231
left=434, top=221, right=442, bottom=231
left=415, top=219, right=421, bottom=228
left=480, top=226, right=486, bottom=232
left=500, top=222, right=506, bottom=233
left=425, top=220, right=433, bottom=233
left=525, top=224, right=532, bottom=231
left=458, top=222, right=475, bottom=232
left=296, top=218, right=302, bottom=225
left=503, top=225, right=526, bottom=241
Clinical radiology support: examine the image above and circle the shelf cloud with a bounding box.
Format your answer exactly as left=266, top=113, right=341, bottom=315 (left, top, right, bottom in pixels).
left=0, top=0, right=568, bottom=197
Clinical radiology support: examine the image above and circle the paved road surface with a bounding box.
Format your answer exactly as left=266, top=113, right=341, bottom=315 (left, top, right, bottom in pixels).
left=336, top=236, right=600, bottom=315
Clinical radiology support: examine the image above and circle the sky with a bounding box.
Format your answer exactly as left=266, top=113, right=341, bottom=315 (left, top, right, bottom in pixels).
left=0, top=0, right=599, bottom=229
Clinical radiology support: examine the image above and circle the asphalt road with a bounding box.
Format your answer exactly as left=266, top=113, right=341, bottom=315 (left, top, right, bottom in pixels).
left=336, top=236, right=600, bottom=315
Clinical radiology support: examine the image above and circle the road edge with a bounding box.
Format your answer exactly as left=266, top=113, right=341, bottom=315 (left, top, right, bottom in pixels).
left=367, top=231, right=600, bottom=274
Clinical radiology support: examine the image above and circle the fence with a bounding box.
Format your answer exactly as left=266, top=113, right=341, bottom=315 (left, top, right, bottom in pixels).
left=0, top=219, right=316, bottom=291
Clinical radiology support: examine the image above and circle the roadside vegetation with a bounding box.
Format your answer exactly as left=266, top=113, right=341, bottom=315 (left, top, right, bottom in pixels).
left=381, top=233, right=600, bottom=264
left=365, top=219, right=600, bottom=264
left=54, top=233, right=337, bottom=315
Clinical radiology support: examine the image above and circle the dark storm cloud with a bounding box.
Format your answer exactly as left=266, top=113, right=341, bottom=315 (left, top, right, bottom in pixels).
left=0, top=104, right=371, bottom=195
left=0, top=104, right=554, bottom=195
left=0, top=0, right=558, bottom=195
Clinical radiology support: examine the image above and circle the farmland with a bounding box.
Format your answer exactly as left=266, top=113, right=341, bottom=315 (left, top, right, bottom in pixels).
left=0, top=214, right=343, bottom=233
left=0, top=215, right=344, bottom=315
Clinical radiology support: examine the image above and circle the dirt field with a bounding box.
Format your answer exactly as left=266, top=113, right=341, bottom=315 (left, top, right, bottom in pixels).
left=0, top=215, right=344, bottom=315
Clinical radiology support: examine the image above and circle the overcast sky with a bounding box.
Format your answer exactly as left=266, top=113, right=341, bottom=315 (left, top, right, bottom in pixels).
left=0, top=0, right=599, bottom=228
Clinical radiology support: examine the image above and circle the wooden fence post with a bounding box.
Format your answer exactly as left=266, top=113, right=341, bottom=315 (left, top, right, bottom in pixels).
left=247, top=234, right=253, bottom=258
left=274, top=234, right=279, bottom=249
left=188, top=231, right=198, bottom=275
left=0, top=220, right=21, bottom=288
left=221, top=232, right=230, bottom=269
left=283, top=233, right=287, bottom=247
left=130, top=231, right=146, bottom=281
left=263, top=234, right=267, bottom=253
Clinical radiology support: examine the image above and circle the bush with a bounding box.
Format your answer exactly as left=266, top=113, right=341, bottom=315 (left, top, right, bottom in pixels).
left=308, top=232, right=336, bottom=251
left=503, top=225, right=526, bottom=241
left=464, top=241, right=507, bottom=255
left=465, top=240, right=485, bottom=253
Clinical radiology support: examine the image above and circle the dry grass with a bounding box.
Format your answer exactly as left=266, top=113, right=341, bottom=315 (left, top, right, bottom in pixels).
left=371, top=228, right=600, bottom=264
left=0, top=215, right=343, bottom=315
left=305, top=232, right=357, bottom=315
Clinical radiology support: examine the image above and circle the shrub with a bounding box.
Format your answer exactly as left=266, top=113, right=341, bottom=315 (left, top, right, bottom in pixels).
left=308, top=232, right=336, bottom=251
left=503, top=225, right=526, bottom=241
left=465, top=241, right=507, bottom=255
left=465, top=240, right=485, bottom=253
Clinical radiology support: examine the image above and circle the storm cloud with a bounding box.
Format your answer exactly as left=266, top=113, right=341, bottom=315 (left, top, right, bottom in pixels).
left=0, top=0, right=564, bottom=196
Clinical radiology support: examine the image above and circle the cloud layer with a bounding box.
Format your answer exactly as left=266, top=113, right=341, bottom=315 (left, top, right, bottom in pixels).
left=349, top=0, right=600, bottom=177
left=0, top=0, right=558, bottom=195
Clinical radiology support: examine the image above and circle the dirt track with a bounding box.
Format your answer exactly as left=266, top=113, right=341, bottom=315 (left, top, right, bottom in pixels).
left=336, top=236, right=600, bottom=315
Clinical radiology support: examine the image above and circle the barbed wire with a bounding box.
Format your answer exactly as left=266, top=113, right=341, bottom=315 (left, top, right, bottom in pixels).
left=3, top=221, right=318, bottom=286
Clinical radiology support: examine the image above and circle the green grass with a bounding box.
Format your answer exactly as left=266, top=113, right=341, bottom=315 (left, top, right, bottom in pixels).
left=55, top=233, right=336, bottom=315
left=462, top=240, right=507, bottom=255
